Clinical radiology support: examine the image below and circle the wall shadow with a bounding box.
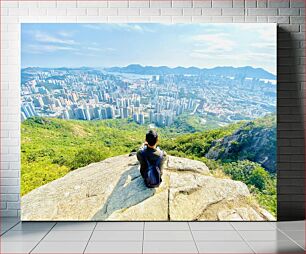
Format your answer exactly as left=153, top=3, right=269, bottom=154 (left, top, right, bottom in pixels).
left=277, top=26, right=305, bottom=221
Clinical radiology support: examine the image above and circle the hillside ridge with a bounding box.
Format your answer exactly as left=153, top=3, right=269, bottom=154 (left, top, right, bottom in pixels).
left=106, top=64, right=276, bottom=79
left=205, top=119, right=276, bottom=172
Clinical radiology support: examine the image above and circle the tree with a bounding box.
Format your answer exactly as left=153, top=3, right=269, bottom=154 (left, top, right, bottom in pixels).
left=248, top=166, right=270, bottom=191
left=69, top=148, right=106, bottom=170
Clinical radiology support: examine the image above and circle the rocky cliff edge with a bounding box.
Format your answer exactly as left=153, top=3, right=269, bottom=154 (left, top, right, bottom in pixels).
left=21, top=154, right=275, bottom=221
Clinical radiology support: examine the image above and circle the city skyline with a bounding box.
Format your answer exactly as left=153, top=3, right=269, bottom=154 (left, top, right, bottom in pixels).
left=21, top=23, right=276, bottom=74
left=21, top=67, right=276, bottom=128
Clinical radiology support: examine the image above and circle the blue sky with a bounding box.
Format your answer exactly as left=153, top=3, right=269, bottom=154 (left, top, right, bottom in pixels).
left=21, top=23, right=276, bottom=74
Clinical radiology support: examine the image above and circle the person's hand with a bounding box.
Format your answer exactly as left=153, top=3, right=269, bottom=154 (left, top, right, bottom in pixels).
left=141, top=142, right=148, bottom=149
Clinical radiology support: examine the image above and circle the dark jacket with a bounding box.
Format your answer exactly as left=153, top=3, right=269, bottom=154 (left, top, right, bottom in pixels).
left=136, top=145, right=167, bottom=179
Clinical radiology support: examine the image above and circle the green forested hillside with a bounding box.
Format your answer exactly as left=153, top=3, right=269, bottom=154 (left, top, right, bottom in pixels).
left=21, top=117, right=147, bottom=196
left=161, top=115, right=276, bottom=215
left=21, top=115, right=276, bottom=216
left=205, top=116, right=276, bottom=172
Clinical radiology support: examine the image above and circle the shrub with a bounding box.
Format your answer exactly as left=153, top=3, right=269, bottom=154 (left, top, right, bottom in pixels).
left=68, top=148, right=107, bottom=170
left=248, top=166, right=270, bottom=191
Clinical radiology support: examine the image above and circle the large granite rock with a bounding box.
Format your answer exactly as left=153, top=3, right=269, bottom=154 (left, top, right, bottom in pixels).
left=21, top=154, right=275, bottom=221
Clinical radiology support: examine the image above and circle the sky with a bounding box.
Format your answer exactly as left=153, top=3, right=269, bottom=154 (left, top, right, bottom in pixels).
left=21, top=23, right=277, bottom=75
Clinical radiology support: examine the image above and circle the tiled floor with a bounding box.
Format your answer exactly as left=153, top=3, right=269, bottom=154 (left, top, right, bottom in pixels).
left=0, top=218, right=304, bottom=253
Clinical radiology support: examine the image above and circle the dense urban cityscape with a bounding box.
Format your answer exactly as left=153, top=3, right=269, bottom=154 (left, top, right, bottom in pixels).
left=21, top=66, right=276, bottom=128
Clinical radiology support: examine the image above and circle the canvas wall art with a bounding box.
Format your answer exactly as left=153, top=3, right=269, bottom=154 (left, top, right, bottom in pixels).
left=21, top=23, right=277, bottom=221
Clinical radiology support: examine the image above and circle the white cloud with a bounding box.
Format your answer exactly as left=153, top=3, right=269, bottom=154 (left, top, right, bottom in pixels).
left=257, top=28, right=276, bottom=43
left=86, top=47, right=103, bottom=52
left=25, top=44, right=77, bottom=54
left=73, top=51, right=96, bottom=57
left=57, top=30, right=76, bottom=38
left=189, top=25, right=276, bottom=74
left=86, top=47, right=116, bottom=52
left=246, top=51, right=276, bottom=60
left=81, top=24, right=103, bottom=30
left=115, top=24, right=151, bottom=32
left=82, top=23, right=154, bottom=33
left=251, top=42, right=276, bottom=49
left=33, top=31, right=78, bottom=45
left=189, top=49, right=276, bottom=74
left=199, top=24, right=276, bottom=43
left=190, top=50, right=275, bottom=62
left=192, top=33, right=235, bottom=54
left=103, top=47, right=116, bottom=52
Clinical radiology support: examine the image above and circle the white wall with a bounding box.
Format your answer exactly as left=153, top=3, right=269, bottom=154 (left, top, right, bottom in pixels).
left=1, top=0, right=305, bottom=219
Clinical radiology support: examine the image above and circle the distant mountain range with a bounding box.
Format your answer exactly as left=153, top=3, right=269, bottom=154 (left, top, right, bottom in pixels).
left=22, top=67, right=93, bottom=73
left=22, top=65, right=276, bottom=80
left=106, top=64, right=276, bottom=80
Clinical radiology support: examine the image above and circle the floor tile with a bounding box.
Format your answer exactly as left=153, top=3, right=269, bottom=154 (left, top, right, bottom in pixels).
left=249, top=240, right=304, bottom=253
left=282, top=230, right=305, bottom=241
left=1, top=230, right=48, bottom=242
left=144, top=230, right=193, bottom=241
left=1, top=221, right=20, bottom=228
left=96, top=222, right=143, bottom=231
left=0, top=241, right=37, bottom=253
left=85, top=241, right=142, bottom=253
left=42, top=230, right=92, bottom=242
left=90, top=230, right=143, bottom=241
left=1, top=224, right=17, bottom=235
left=231, top=222, right=276, bottom=231
left=282, top=230, right=305, bottom=249
left=192, top=230, right=243, bottom=241
left=189, top=222, right=234, bottom=231
left=239, top=230, right=291, bottom=241
left=52, top=222, right=96, bottom=231
left=1, top=217, right=20, bottom=224
left=296, top=241, right=305, bottom=250
left=0, top=221, right=20, bottom=234
left=145, top=222, right=189, bottom=231
left=11, top=222, right=55, bottom=231
left=276, top=221, right=305, bottom=231
left=143, top=241, right=198, bottom=253
left=197, top=241, right=253, bottom=253
left=32, top=241, right=87, bottom=253
left=1, top=228, right=8, bottom=235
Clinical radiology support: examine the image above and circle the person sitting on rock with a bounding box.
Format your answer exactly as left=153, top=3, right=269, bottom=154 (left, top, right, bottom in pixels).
left=137, top=130, right=167, bottom=188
